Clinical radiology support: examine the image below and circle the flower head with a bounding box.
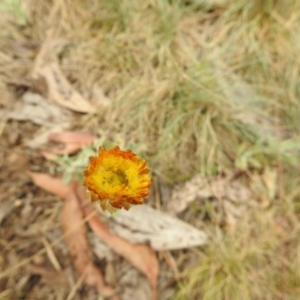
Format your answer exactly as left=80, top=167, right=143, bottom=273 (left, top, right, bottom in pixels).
left=83, top=146, right=151, bottom=213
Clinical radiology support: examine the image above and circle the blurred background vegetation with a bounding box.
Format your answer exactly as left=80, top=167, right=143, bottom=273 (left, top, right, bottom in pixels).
left=1, top=0, right=300, bottom=299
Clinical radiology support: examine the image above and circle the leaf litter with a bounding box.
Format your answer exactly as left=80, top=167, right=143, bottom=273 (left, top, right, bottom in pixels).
left=26, top=124, right=71, bottom=149
left=76, top=185, right=159, bottom=300
left=61, top=188, right=117, bottom=299
left=38, top=61, right=95, bottom=113
left=39, top=131, right=96, bottom=162
left=4, top=92, right=71, bottom=128
left=27, top=263, right=69, bottom=290
left=28, top=165, right=219, bottom=299
left=28, top=172, right=161, bottom=299
left=167, top=173, right=258, bottom=229
left=0, top=1, right=293, bottom=299
left=0, top=201, right=14, bottom=225
left=31, top=30, right=95, bottom=114
left=106, top=204, right=207, bottom=250
left=28, top=173, right=118, bottom=298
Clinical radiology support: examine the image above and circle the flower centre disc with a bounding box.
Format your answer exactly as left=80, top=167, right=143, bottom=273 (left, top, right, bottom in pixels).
left=105, top=169, right=128, bottom=187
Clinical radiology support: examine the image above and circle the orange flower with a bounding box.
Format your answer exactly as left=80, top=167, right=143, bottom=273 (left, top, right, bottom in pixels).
left=83, top=146, right=151, bottom=213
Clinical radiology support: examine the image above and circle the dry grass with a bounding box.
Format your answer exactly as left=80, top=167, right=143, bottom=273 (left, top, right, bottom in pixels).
left=175, top=205, right=300, bottom=300
left=1, top=0, right=300, bottom=299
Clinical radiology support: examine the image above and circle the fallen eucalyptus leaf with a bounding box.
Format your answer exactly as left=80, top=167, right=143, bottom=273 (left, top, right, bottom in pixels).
left=7, top=92, right=71, bottom=127
left=108, top=205, right=207, bottom=251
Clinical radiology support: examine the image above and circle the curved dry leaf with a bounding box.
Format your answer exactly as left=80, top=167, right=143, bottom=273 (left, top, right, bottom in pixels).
left=46, top=131, right=96, bottom=155
left=31, top=30, right=67, bottom=78
left=49, top=131, right=96, bottom=144
left=61, top=190, right=117, bottom=299
left=32, top=31, right=94, bottom=113
left=28, top=172, right=70, bottom=198
left=40, top=62, right=94, bottom=113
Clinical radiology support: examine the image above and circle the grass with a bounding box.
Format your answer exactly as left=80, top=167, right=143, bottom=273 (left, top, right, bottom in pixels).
left=175, top=208, right=300, bottom=300
left=1, top=0, right=300, bottom=299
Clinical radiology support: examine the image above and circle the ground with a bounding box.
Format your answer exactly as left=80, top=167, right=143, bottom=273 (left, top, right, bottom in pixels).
left=1, top=0, right=300, bottom=299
